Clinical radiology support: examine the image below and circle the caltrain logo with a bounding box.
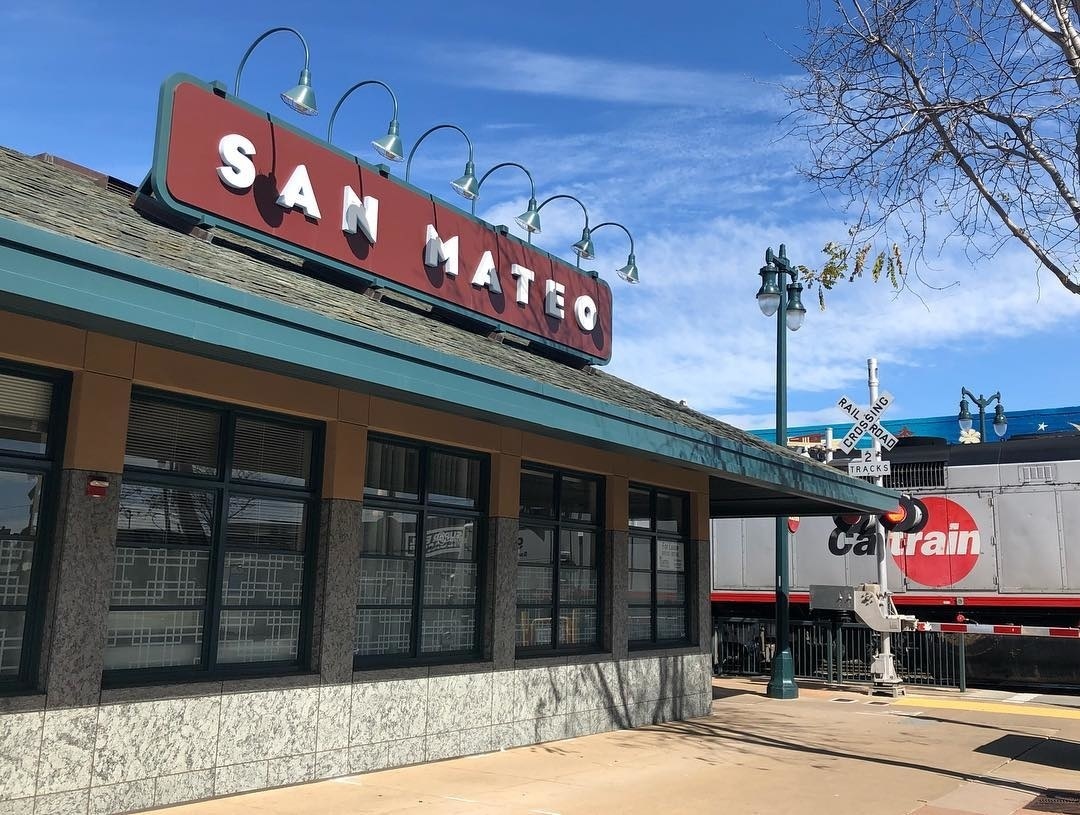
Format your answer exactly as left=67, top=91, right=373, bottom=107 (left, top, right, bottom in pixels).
left=890, top=496, right=980, bottom=587
left=829, top=496, right=981, bottom=587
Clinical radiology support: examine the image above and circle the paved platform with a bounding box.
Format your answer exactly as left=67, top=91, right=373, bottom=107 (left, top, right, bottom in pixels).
left=146, top=679, right=1080, bottom=815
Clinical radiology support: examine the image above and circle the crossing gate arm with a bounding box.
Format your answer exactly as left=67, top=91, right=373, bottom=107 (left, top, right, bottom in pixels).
left=916, top=622, right=1080, bottom=638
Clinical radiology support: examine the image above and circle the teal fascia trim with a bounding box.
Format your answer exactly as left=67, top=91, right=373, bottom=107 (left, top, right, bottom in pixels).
left=0, top=215, right=897, bottom=514
left=149, top=74, right=612, bottom=368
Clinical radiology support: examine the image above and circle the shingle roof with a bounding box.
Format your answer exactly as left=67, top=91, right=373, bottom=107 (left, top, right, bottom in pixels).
left=0, top=145, right=819, bottom=473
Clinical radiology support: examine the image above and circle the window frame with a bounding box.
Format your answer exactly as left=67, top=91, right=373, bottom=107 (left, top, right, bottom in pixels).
left=0, top=360, right=69, bottom=692
left=516, top=463, right=605, bottom=657
left=103, top=389, right=323, bottom=686
left=354, top=434, right=489, bottom=669
left=628, top=483, right=692, bottom=650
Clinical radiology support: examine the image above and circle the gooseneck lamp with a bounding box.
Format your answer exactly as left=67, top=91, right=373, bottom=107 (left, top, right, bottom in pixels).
left=404, top=124, right=478, bottom=200
left=234, top=27, right=318, bottom=116
left=536, top=194, right=593, bottom=259
left=590, top=221, right=639, bottom=284
left=326, top=80, right=404, bottom=162
left=469, top=162, right=541, bottom=234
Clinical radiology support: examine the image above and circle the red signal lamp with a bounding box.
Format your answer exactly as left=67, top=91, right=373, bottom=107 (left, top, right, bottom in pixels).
left=881, top=504, right=908, bottom=528
left=879, top=495, right=928, bottom=534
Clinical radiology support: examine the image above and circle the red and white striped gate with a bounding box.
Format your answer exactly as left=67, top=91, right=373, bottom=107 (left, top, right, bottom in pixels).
left=916, top=621, right=1080, bottom=638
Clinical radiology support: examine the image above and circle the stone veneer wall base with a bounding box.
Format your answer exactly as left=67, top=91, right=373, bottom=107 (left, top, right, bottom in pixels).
left=0, top=653, right=712, bottom=815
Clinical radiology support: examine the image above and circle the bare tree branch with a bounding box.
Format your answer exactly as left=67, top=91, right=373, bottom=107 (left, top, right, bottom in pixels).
left=789, top=0, right=1080, bottom=298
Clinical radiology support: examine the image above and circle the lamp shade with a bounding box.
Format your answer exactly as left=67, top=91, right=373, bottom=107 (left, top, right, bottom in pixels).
left=372, top=120, right=404, bottom=162
left=281, top=68, right=318, bottom=116
left=957, top=399, right=973, bottom=432
left=515, top=198, right=542, bottom=234
left=785, top=282, right=806, bottom=331
left=451, top=160, right=479, bottom=200
left=756, top=265, right=781, bottom=317
left=572, top=227, right=595, bottom=260
left=617, top=253, right=639, bottom=284
left=993, top=404, right=1008, bottom=437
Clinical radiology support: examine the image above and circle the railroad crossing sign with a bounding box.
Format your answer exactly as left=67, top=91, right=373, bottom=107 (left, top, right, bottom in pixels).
left=837, top=393, right=899, bottom=453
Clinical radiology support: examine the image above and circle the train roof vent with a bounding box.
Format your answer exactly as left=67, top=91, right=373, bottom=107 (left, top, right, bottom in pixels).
left=1019, top=463, right=1055, bottom=484
left=883, top=460, right=945, bottom=490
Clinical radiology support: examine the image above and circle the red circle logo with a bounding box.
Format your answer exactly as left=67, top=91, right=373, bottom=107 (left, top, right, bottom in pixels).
left=889, top=496, right=981, bottom=587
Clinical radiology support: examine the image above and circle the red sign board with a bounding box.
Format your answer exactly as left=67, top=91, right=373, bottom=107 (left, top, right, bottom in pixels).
left=150, top=75, right=613, bottom=363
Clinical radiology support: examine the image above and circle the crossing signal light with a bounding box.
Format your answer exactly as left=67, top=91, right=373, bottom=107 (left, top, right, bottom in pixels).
left=832, top=495, right=928, bottom=535
left=833, top=512, right=870, bottom=534
left=880, top=495, right=928, bottom=534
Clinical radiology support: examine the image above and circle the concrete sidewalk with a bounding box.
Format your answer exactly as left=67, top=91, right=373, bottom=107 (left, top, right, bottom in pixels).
left=146, top=679, right=1080, bottom=815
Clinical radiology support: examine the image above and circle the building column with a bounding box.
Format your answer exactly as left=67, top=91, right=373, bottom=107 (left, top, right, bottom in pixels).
left=315, top=420, right=367, bottom=683
left=488, top=450, right=521, bottom=670
left=690, top=488, right=712, bottom=653
left=43, top=368, right=131, bottom=707
left=606, top=475, right=629, bottom=661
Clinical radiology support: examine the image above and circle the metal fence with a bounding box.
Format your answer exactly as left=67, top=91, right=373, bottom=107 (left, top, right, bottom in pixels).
left=713, top=617, right=966, bottom=690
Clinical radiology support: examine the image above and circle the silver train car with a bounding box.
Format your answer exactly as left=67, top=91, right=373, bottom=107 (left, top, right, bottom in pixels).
left=712, top=433, right=1080, bottom=625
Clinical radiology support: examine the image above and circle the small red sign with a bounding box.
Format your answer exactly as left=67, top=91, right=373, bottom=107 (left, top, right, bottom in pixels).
left=889, top=496, right=980, bottom=587
left=787, top=516, right=800, bottom=534
left=154, top=77, right=613, bottom=363
left=86, top=477, right=109, bottom=499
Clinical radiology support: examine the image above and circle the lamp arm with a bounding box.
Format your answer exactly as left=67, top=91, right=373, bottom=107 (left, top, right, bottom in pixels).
left=536, top=194, right=590, bottom=228
left=235, top=26, right=310, bottom=96
left=326, top=80, right=399, bottom=143
left=405, top=124, right=475, bottom=183
left=961, top=387, right=1003, bottom=410
left=590, top=221, right=635, bottom=255
left=471, top=162, right=536, bottom=215
left=773, top=243, right=799, bottom=282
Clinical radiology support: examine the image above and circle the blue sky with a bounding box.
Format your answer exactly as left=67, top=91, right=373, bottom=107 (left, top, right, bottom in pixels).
left=3, top=0, right=1079, bottom=435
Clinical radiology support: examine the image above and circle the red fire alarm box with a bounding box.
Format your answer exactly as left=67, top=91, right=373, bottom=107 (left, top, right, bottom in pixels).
left=86, top=477, right=109, bottom=499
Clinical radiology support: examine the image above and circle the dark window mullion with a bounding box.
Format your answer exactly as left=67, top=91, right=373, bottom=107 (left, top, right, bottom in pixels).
left=205, top=411, right=236, bottom=669
left=552, top=472, right=562, bottom=650
left=203, top=485, right=227, bottom=670
left=412, top=448, right=430, bottom=659
left=650, top=489, right=658, bottom=643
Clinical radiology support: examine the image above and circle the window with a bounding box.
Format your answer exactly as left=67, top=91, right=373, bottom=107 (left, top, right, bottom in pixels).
left=628, top=485, right=690, bottom=647
left=104, top=392, right=320, bottom=678
left=517, top=466, right=602, bottom=653
left=0, top=365, right=65, bottom=688
left=355, top=437, right=486, bottom=665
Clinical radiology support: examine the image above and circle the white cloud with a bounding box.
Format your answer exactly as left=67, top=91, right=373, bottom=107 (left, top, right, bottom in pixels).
left=413, top=44, right=1080, bottom=432
left=429, top=45, right=785, bottom=111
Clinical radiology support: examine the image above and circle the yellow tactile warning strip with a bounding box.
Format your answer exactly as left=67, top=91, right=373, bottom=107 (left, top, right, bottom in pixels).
left=894, top=696, right=1080, bottom=720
